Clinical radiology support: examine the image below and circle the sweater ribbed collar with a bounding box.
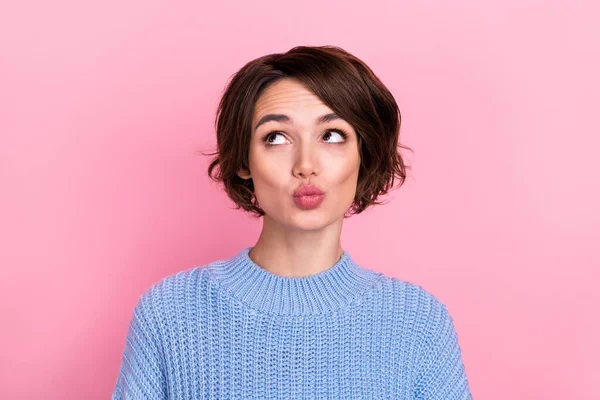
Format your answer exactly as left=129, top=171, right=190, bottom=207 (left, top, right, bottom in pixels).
left=208, top=247, right=383, bottom=316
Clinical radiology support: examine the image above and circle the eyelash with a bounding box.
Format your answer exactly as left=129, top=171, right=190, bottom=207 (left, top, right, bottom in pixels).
left=261, top=129, right=349, bottom=145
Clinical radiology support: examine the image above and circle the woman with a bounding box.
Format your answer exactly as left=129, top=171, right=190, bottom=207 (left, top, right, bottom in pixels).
left=112, top=45, right=473, bottom=399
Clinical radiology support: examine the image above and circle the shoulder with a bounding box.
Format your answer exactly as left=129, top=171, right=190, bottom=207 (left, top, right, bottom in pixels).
left=133, top=263, right=217, bottom=318
left=379, top=275, right=456, bottom=333
left=383, top=275, right=450, bottom=311
left=386, top=277, right=464, bottom=364
left=142, top=266, right=204, bottom=298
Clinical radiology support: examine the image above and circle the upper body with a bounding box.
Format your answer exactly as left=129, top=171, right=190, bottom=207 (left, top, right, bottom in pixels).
left=111, top=247, right=473, bottom=399
left=112, top=46, right=474, bottom=399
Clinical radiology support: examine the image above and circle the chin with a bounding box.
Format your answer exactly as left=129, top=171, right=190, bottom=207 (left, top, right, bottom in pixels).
left=288, top=210, right=340, bottom=230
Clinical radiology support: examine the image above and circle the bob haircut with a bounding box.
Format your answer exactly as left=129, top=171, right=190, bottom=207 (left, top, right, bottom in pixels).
left=203, top=45, right=412, bottom=219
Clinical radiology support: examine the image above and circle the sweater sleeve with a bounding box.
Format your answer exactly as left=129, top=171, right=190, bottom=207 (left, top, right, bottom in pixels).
left=111, top=292, right=167, bottom=400
left=413, top=300, right=473, bottom=400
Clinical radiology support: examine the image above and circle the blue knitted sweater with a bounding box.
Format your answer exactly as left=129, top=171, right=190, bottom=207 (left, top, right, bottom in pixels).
left=112, top=247, right=473, bottom=399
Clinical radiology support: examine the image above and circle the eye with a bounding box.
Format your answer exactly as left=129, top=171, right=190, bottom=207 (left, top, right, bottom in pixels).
left=263, top=131, right=287, bottom=145
left=323, top=129, right=348, bottom=143
left=262, top=129, right=348, bottom=146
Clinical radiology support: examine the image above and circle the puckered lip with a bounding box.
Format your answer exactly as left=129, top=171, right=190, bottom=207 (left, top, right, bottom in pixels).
left=293, top=184, right=325, bottom=197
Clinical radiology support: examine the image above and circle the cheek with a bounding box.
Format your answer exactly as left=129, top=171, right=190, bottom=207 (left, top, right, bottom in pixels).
left=325, top=162, right=360, bottom=205
left=342, top=160, right=361, bottom=199
left=251, top=158, right=287, bottom=187
left=248, top=152, right=290, bottom=202
left=335, top=155, right=361, bottom=184
left=248, top=146, right=276, bottom=180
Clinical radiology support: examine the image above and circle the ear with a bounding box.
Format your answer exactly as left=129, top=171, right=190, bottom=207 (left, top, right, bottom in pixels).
left=237, top=168, right=251, bottom=180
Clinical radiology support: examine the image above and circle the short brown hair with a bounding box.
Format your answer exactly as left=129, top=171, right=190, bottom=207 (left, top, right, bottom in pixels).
left=201, top=45, right=412, bottom=218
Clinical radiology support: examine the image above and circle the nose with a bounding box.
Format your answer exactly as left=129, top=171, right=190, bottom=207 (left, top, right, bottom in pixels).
left=292, top=139, right=318, bottom=179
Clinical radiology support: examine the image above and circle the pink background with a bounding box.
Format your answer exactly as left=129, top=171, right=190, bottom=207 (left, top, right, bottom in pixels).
left=1, top=1, right=599, bottom=398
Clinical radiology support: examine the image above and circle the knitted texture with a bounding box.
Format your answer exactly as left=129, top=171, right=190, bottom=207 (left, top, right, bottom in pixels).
left=112, top=247, right=473, bottom=399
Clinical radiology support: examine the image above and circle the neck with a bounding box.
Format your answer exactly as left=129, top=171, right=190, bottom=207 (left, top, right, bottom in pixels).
left=249, top=215, right=344, bottom=278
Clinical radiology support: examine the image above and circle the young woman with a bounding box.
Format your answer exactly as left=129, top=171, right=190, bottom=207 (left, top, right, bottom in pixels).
left=112, top=45, right=473, bottom=399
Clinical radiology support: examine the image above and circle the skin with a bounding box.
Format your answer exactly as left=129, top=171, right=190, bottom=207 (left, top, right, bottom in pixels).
left=236, top=78, right=361, bottom=277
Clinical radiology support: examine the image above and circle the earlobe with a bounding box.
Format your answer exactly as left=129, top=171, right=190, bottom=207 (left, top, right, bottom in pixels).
left=237, top=168, right=251, bottom=180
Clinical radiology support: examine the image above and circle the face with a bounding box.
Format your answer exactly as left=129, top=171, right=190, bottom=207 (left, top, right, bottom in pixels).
left=237, top=78, right=361, bottom=231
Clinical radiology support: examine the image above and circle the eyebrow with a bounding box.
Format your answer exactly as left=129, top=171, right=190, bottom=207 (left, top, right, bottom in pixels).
left=254, top=112, right=342, bottom=132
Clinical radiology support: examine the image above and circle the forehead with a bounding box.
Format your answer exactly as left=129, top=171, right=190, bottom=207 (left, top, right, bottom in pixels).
left=252, top=78, right=331, bottom=122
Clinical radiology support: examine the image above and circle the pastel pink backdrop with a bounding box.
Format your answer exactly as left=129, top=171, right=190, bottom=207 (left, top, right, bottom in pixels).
left=1, top=1, right=598, bottom=398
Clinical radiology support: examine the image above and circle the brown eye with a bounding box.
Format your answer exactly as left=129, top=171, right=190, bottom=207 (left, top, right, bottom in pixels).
left=323, top=129, right=348, bottom=143
left=263, top=132, right=286, bottom=145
